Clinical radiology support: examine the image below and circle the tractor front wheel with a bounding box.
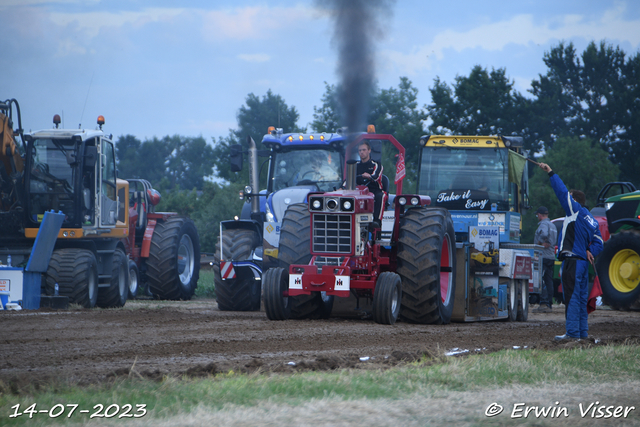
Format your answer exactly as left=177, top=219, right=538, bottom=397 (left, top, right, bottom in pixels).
left=147, top=217, right=200, bottom=300
left=397, top=208, right=456, bottom=324
left=597, top=231, right=640, bottom=310
left=97, top=248, right=128, bottom=308
left=263, top=267, right=291, bottom=320
left=214, top=228, right=261, bottom=311
left=128, top=260, right=139, bottom=299
left=372, top=272, right=402, bottom=325
left=507, top=279, right=517, bottom=321
left=516, top=279, right=529, bottom=321
left=46, top=249, right=99, bottom=308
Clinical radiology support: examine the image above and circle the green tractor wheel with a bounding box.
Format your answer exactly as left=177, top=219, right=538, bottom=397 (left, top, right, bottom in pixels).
left=597, top=232, right=640, bottom=310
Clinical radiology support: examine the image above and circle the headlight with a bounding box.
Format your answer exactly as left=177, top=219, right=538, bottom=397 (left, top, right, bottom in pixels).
left=410, top=197, right=419, bottom=206
left=341, top=198, right=354, bottom=211
left=398, top=197, right=407, bottom=206
left=605, top=202, right=615, bottom=210
left=310, top=197, right=323, bottom=210
left=244, top=185, right=252, bottom=194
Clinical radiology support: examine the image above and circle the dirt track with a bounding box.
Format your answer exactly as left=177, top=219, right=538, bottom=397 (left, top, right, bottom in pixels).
left=1, top=300, right=640, bottom=391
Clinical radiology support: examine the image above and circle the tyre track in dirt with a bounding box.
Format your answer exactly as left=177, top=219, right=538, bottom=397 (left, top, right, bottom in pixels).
left=1, top=301, right=639, bottom=392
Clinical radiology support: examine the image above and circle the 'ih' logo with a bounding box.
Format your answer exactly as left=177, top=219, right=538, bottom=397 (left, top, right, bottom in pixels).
left=336, top=279, right=343, bottom=286
left=295, top=277, right=301, bottom=285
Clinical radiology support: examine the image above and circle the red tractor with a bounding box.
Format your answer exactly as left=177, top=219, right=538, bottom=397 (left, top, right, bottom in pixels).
left=263, top=133, right=456, bottom=324
left=122, top=178, right=200, bottom=300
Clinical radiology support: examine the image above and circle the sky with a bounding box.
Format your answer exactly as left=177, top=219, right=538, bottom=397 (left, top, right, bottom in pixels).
left=2, top=0, right=640, bottom=143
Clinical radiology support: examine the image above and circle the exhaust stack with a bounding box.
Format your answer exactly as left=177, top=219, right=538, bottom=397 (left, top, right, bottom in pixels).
left=247, top=136, right=260, bottom=214
left=345, top=159, right=357, bottom=190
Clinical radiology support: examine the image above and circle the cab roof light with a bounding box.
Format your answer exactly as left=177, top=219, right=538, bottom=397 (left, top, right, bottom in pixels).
left=268, top=126, right=276, bottom=135
left=299, top=135, right=304, bottom=141
left=53, top=114, right=61, bottom=128
left=367, top=124, right=376, bottom=133
left=288, top=136, right=293, bottom=142
left=97, top=115, right=105, bottom=130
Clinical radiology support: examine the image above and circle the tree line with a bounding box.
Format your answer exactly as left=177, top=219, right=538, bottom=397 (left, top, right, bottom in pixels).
left=115, top=40, right=640, bottom=251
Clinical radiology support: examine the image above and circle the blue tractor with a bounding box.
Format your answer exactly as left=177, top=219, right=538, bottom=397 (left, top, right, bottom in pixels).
left=213, top=127, right=349, bottom=313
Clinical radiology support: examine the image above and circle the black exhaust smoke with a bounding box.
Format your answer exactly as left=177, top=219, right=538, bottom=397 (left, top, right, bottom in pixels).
left=317, top=0, right=393, bottom=135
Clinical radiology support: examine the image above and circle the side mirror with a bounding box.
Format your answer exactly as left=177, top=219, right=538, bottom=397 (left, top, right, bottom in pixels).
left=84, top=146, right=98, bottom=169
left=229, top=144, right=243, bottom=172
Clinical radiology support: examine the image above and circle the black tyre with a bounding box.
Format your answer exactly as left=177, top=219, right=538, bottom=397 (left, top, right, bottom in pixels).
left=507, top=279, right=517, bottom=321
left=97, top=249, right=129, bottom=308
left=213, top=228, right=261, bottom=311
left=516, top=279, right=529, bottom=321
left=45, top=248, right=98, bottom=308
left=264, top=267, right=291, bottom=320
left=372, top=272, right=402, bottom=325
left=278, top=203, right=333, bottom=319
left=147, top=217, right=200, bottom=300
left=128, top=260, right=139, bottom=299
left=529, top=293, right=540, bottom=305
left=397, top=208, right=456, bottom=324
left=597, top=231, right=640, bottom=310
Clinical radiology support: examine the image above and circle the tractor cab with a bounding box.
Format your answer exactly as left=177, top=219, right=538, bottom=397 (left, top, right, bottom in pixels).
left=417, top=135, right=529, bottom=243
left=22, top=115, right=127, bottom=239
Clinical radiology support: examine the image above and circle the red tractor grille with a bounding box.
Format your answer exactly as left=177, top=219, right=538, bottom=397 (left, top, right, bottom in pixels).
left=312, top=214, right=352, bottom=254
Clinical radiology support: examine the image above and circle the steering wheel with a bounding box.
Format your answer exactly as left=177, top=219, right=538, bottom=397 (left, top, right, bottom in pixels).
left=296, top=179, right=320, bottom=190
left=301, top=170, right=317, bottom=180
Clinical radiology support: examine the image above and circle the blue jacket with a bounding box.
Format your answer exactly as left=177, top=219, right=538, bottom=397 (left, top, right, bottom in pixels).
left=549, top=173, right=603, bottom=261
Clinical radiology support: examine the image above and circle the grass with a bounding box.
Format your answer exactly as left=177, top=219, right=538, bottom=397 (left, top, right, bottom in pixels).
left=194, top=269, right=215, bottom=299
left=2, top=345, right=639, bottom=426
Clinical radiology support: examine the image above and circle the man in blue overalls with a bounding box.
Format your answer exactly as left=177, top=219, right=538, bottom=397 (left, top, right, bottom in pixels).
left=538, top=162, right=604, bottom=341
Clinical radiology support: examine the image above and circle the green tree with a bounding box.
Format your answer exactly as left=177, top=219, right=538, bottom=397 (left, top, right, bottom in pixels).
left=427, top=66, right=534, bottom=150
left=212, top=90, right=304, bottom=184
left=310, top=82, right=340, bottom=133
left=530, top=41, right=640, bottom=182
left=368, top=77, right=427, bottom=193
left=156, top=181, right=245, bottom=252
left=164, top=135, right=215, bottom=190
left=522, top=136, right=619, bottom=242
left=115, top=134, right=142, bottom=179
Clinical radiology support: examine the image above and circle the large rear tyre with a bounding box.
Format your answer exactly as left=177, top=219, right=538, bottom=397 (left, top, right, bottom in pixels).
left=97, top=249, right=129, bottom=308
left=278, top=203, right=332, bottom=319
left=147, top=217, right=200, bottom=300
left=214, top=228, right=261, bottom=311
left=264, top=267, right=291, bottom=320
left=45, top=249, right=99, bottom=308
left=397, top=208, right=456, bottom=324
left=372, top=272, right=402, bottom=325
left=516, top=279, right=529, bottom=321
left=597, top=231, right=640, bottom=310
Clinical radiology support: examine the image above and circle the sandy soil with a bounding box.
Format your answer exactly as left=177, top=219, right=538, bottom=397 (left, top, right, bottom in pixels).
left=1, top=300, right=639, bottom=392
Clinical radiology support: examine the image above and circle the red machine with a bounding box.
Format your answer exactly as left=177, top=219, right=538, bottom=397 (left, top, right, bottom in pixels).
left=263, top=133, right=456, bottom=325
left=122, top=179, right=200, bottom=301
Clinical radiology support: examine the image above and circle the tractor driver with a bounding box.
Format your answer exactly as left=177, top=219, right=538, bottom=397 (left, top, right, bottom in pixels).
left=356, top=141, right=387, bottom=229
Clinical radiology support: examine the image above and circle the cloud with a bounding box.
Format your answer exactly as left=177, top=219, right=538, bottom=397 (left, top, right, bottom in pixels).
left=48, top=7, right=185, bottom=38
left=237, top=53, right=270, bottom=63
left=201, top=5, right=315, bottom=43
left=382, top=2, right=640, bottom=76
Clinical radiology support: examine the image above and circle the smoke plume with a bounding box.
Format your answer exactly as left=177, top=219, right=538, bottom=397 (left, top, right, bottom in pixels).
left=318, top=0, right=394, bottom=134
